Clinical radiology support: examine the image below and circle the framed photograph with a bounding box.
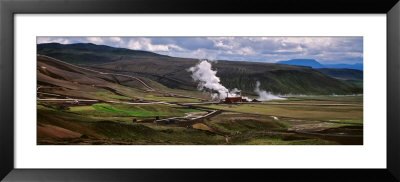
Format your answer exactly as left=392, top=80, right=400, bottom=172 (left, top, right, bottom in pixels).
left=1, top=0, right=399, bottom=181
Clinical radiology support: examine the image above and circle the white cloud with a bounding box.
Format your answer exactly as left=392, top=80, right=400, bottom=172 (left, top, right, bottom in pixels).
left=128, top=38, right=168, bottom=51
left=127, top=38, right=183, bottom=52
left=168, top=44, right=185, bottom=51
left=214, top=41, right=234, bottom=49
left=127, top=39, right=143, bottom=50
left=237, top=47, right=255, bottom=55
left=109, top=37, right=122, bottom=42
left=37, top=37, right=70, bottom=44
left=86, top=37, right=104, bottom=44
left=148, top=44, right=169, bottom=52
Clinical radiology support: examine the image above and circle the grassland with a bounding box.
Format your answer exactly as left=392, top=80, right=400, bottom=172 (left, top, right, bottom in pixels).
left=269, top=95, right=363, bottom=104
left=202, top=112, right=339, bottom=145
left=38, top=103, right=339, bottom=145
left=202, top=103, right=362, bottom=124
left=37, top=102, right=228, bottom=144
left=144, top=95, right=201, bottom=103
left=68, top=103, right=189, bottom=119
left=290, top=95, right=363, bottom=102
left=37, top=94, right=363, bottom=145
left=92, top=103, right=179, bottom=117
left=93, top=92, right=131, bottom=100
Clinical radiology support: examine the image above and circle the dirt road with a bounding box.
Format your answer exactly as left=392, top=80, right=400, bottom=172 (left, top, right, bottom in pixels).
left=38, top=54, right=210, bottom=102
left=38, top=54, right=155, bottom=91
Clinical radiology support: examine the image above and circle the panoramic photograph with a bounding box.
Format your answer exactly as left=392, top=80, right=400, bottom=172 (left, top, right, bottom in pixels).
left=36, top=36, right=363, bottom=145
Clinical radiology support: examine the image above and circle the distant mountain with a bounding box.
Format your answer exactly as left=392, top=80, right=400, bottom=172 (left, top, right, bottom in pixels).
left=324, top=63, right=363, bottom=71
left=277, top=59, right=325, bottom=68
left=277, top=59, right=363, bottom=71
left=37, top=43, right=363, bottom=95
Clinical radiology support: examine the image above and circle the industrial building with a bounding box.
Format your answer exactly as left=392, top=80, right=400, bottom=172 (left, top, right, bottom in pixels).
left=224, top=97, right=248, bottom=104
left=223, top=90, right=248, bottom=104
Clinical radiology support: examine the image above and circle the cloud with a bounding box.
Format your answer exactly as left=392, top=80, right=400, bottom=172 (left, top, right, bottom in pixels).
left=86, top=37, right=104, bottom=44
left=109, top=37, right=122, bottom=42
left=36, top=36, right=363, bottom=64
left=127, top=38, right=184, bottom=52
left=214, top=40, right=234, bottom=50
left=37, top=37, right=70, bottom=44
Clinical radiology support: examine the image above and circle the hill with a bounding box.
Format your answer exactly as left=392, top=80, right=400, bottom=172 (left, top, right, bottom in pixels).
left=277, top=59, right=363, bottom=71
left=316, top=68, right=363, bottom=81
left=37, top=43, right=168, bottom=65
left=277, top=59, right=325, bottom=68
left=37, top=54, right=212, bottom=103
left=316, top=68, right=363, bottom=87
left=37, top=43, right=363, bottom=95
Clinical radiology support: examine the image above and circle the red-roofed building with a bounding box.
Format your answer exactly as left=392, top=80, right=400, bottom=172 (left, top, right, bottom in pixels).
left=224, top=97, right=248, bottom=104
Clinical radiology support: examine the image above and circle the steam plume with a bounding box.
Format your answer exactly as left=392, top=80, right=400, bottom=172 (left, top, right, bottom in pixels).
left=254, top=81, right=285, bottom=101
left=188, top=60, right=238, bottom=99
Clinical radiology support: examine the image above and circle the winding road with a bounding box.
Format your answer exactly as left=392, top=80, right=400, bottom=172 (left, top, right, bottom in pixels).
left=39, top=54, right=210, bottom=102
left=38, top=54, right=154, bottom=91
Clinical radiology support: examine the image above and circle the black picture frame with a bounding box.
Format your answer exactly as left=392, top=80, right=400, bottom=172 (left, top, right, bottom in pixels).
left=1, top=0, right=399, bottom=181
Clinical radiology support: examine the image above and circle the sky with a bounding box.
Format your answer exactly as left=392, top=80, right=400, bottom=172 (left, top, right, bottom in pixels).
left=37, top=36, right=363, bottom=64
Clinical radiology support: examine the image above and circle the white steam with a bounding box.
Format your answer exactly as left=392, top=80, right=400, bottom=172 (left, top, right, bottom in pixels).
left=188, top=60, right=282, bottom=101
left=254, top=81, right=285, bottom=101
left=188, top=60, right=240, bottom=99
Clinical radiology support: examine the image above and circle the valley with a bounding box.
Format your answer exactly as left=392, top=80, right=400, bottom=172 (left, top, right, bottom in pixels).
left=37, top=43, right=363, bottom=145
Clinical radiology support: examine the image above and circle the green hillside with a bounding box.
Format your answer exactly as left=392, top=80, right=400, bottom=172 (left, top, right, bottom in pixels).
left=37, top=43, right=167, bottom=65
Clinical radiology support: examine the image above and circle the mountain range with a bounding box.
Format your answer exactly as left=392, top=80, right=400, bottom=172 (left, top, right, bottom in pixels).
left=277, top=59, right=363, bottom=71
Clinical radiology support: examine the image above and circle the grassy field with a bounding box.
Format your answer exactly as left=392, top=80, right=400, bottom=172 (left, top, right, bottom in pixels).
left=202, top=112, right=338, bottom=145
left=92, top=103, right=178, bottom=117
left=68, top=103, right=189, bottom=119
left=143, top=95, right=201, bottom=103
left=239, top=137, right=336, bottom=145
left=202, top=103, right=362, bottom=124
left=37, top=102, right=227, bottom=144
left=178, top=108, right=204, bottom=112
left=269, top=95, right=363, bottom=104
left=93, top=91, right=131, bottom=100
left=37, top=92, right=363, bottom=145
